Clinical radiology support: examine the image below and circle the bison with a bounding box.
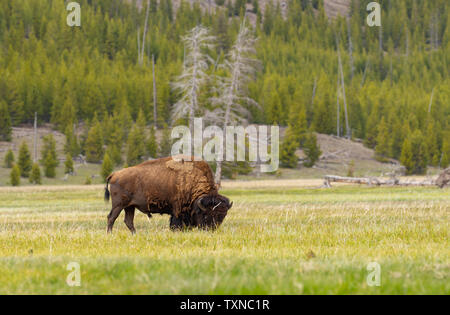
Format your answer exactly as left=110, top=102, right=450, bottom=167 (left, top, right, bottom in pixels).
left=104, top=156, right=232, bottom=233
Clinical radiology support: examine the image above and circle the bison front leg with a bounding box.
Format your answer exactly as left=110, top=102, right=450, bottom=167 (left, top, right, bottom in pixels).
left=124, top=206, right=136, bottom=234
left=107, top=206, right=123, bottom=233
left=169, top=215, right=184, bottom=230
left=170, top=213, right=194, bottom=231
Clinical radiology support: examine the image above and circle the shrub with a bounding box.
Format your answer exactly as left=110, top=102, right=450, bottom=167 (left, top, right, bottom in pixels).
left=29, top=163, right=42, bottom=185
left=10, top=165, right=21, bottom=186
left=101, top=153, right=113, bottom=182
left=18, top=142, right=32, bottom=178
left=303, top=132, right=321, bottom=168
left=64, top=154, right=74, bottom=175
left=4, top=149, right=14, bottom=168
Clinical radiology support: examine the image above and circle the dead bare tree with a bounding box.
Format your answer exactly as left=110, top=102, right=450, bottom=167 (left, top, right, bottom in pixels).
left=152, top=54, right=157, bottom=127
left=33, top=112, right=37, bottom=163
left=137, top=27, right=141, bottom=63
left=138, top=0, right=150, bottom=66
left=429, top=10, right=439, bottom=50
left=311, top=77, right=317, bottom=106
left=389, top=55, right=393, bottom=86
left=172, top=26, right=215, bottom=132
left=379, top=23, right=383, bottom=53
left=428, top=88, right=435, bottom=114
left=405, top=25, right=410, bottom=57
left=336, top=73, right=340, bottom=137
left=346, top=18, right=354, bottom=81
left=336, top=34, right=351, bottom=139
left=360, top=57, right=370, bottom=87
left=379, top=23, right=384, bottom=74
left=208, top=21, right=259, bottom=184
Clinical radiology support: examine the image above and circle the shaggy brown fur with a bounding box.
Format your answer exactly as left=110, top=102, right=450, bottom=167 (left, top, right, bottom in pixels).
left=104, top=156, right=232, bottom=233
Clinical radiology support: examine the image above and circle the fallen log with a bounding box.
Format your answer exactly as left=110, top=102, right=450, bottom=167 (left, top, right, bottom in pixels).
left=323, top=175, right=436, bottom=188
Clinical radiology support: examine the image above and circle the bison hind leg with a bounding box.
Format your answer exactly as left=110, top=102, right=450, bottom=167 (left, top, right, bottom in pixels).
left=124, top=206, right=136, bottom=234
left=107, top=205, right=124, bottom=234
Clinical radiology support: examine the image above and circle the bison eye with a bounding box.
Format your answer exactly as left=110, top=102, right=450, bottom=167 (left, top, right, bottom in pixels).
left=196, top=197, right=208, bottom=212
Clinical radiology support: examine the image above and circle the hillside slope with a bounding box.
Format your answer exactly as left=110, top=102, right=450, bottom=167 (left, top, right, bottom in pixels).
left=324, top=0, right=350, bottom=19
left=0, top=125, right=414, bottom=186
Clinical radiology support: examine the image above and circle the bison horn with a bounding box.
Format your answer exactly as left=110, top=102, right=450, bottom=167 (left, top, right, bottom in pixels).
left=212, top=202, right=222, bottom=211
left=197, top=197, right=208, bottom=212
left=229, top=201, right=233, bottom=208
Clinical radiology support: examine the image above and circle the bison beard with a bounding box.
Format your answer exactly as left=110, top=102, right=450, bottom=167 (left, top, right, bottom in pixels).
left=104, top=156, right=232, bottom=233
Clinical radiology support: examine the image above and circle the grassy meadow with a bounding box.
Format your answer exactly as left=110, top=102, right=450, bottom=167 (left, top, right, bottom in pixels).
left=0, top=181, right=448, bottom=294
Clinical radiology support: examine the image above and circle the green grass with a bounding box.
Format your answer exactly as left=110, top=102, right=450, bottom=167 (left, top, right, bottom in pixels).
left=0, top=184, right=448, bottom=294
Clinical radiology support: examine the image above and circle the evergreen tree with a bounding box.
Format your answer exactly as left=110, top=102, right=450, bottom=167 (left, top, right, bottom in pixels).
left=84, top=176, right=92, bottom=185
left=375, top=117, right=389, bottom=162
left=441, top=139, right=450, bottom=168
left=10, top=165, right=21, bottom=186
left=18, top=141, right=32, bottom=178
left=126, top=124, right=146, bottom=166
left=41, top=135, right=59, bottom=178
left=364, top=113, right=379, bottom=149
left=64, top=154, right=74, bottom=175
left=85, top=116, right=104, bottom=163
left=280, top=131, right=299, bottom=169
left=288, top=103, right=308, bottom=145
left=101, top=153, right=113, bottom=183
left=58, top=98, right=76, bottom=132
left=389, top=119, right=403, bottom=159
left=105, top=118, right=123, bottom=166
left=29, top=163, right=42, bottom=185
left=150, top=0, right=157, bottom=13
left=136, top=109, right=147, bottom=129
left=43, top=152, right=58, bottom=178
left=113, top=101, right=133, bottom=142
left=303, top=132, right=322, bottom=168
left=4, top=149, right=15, bottom=168
left=252, top=0, right=259, bottom=13
left=64, top=125, right=80, bottom=157
left=313, top=92, right=335, bottom=135
left=7, top=81, right=24, bottom=125
left=147, top=127, right=158, bottom=158
left=266, top=90, right=283, bottom=125
left=409, top=130, right=428, bottom=175
left=0, top=101, right=12, bottom=141
left=400, top=137, right=414, bottom=175
left=106, top=143, right=123, bottom=167
left=425, top=121, right=439, bottom=166
left=158, top=124, right=172, bottom=157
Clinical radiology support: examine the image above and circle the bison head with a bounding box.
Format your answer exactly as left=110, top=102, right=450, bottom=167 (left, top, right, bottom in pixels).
left=192, top=194, right=233, bottom=229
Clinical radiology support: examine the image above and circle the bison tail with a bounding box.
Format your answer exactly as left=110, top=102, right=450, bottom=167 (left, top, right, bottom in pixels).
left=104, top=175, right=112, bottom=202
